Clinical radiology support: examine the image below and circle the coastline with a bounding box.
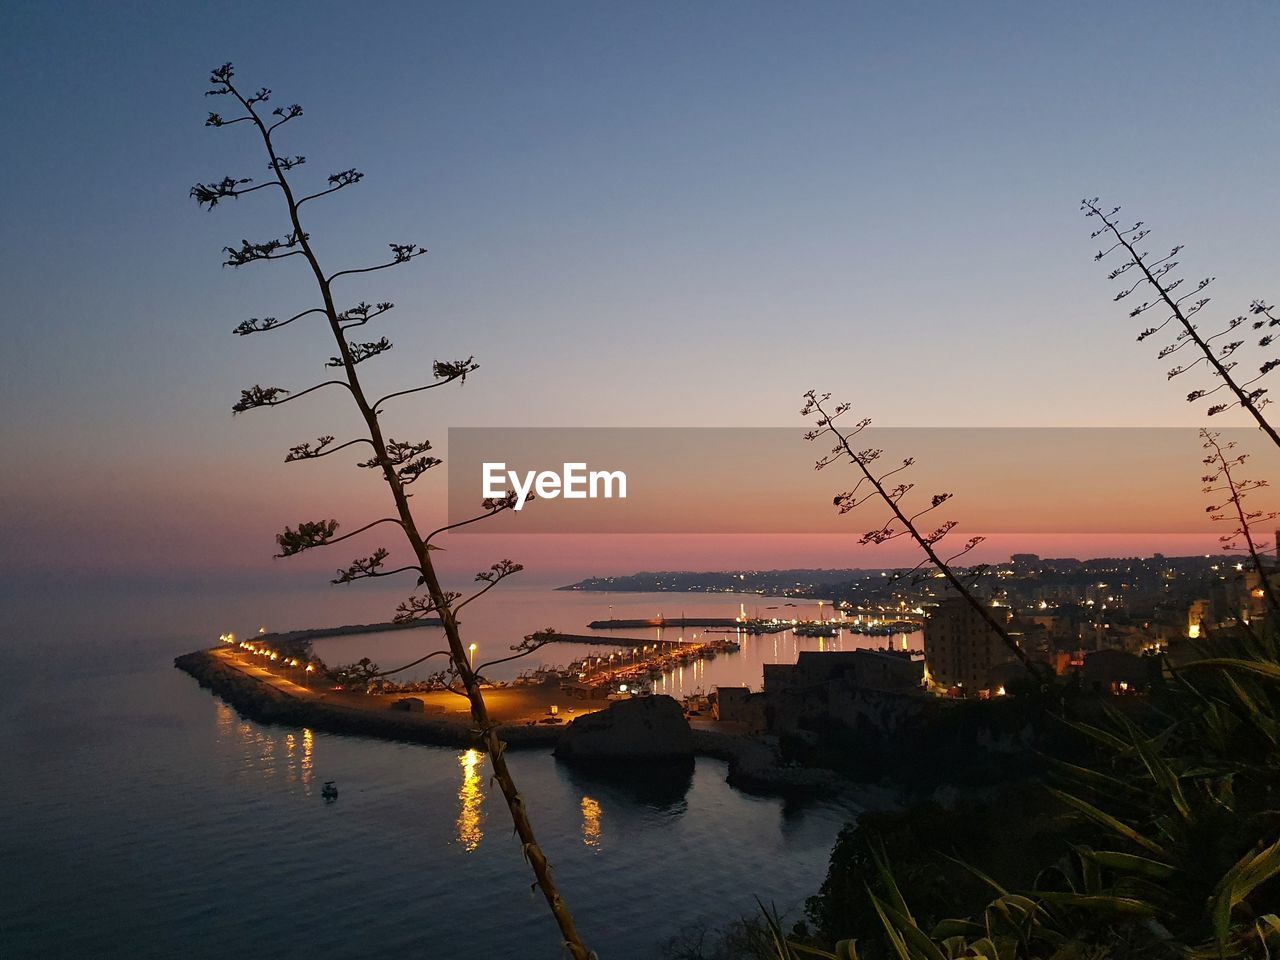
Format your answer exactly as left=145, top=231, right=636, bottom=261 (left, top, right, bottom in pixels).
left=174, top=647, right=865, bottom=798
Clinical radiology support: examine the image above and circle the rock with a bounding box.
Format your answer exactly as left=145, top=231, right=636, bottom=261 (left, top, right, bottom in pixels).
left=391, top=697, right=425, bottom=713
left=553, top=695, right=693, bottom=762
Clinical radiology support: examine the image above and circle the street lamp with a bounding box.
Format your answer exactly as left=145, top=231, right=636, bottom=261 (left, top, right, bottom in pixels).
left=468, top=642, right=477, bottom=668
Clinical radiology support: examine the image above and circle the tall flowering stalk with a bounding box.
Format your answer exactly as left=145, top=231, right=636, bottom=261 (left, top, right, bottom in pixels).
left=192, top=63, right=591, bottom=959
left=1201, top=429, right=1280, bottom=629
left=1084, top=197, right=1280, bottom=450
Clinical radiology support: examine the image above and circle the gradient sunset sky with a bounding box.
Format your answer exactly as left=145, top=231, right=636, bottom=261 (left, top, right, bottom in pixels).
left=4, top=2, right=1280, bottom=643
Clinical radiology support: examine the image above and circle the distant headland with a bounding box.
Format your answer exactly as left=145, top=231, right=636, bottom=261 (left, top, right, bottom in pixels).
left=559, top=569, right=874, bottom=594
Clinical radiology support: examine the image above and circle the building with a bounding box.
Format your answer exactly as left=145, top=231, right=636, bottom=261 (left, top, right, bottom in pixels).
left=1187, top=598, right=1211, bottom=638
left=1080, top=649, right=1157, bottom=694
left=747, top=649, right=926, bottom=735
left=713, top=686, right=767, bottom=732
left=1228, top=567, right=1280, bottom=625
left=762, top=649, right=922, bottom=694
left=923, top=596, right=1017, bottom=691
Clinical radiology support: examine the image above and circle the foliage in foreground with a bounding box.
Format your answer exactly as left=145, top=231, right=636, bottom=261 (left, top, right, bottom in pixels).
left=768, top=630, right=1280, bottom=960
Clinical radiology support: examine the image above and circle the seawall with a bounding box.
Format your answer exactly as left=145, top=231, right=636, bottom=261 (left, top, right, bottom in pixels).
left=587, top=617, right=741, bottom=629
left=175, top=649, right=560, bottom=749
left=255, top=618, right=443, bottom=644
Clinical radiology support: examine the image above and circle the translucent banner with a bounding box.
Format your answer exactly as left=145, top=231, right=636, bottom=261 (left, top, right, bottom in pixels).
left=445, top=427, right=1280, bottom=535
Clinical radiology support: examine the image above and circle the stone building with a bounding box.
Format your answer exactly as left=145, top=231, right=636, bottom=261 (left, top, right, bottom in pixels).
left=923, top=596, right=1016, bottom=692
left=762, top=649, right=922, bottom=694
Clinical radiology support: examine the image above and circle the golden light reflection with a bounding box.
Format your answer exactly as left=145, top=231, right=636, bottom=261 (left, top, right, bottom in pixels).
left=457, top=748, right=484, bottom=852
left=259, top=730, right=277, bottom=778
left=215, top=700, right=233, bottom=740
left=581, top=796, right=602, bottom=848
left=301, top=727, right=314, bottom=789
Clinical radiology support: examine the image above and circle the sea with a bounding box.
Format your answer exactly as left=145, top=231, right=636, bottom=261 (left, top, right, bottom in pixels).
left=1, top=585, right=919, bottom=959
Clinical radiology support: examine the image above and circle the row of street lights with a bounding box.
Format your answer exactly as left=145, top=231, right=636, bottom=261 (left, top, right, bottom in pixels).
left=221, top=632, right=316, bottom=684
left=219, top=631, right=478, bottom=686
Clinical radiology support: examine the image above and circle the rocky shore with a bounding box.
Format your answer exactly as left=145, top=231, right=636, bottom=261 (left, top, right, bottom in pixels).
left=690, top=728, right=853, bottom=796
left=176, top=647, right=860, bottom=797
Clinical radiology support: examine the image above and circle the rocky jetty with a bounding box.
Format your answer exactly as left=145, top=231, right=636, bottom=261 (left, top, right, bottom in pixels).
left=553, top=695, right=693, bottom=762
left=174, top=649, right=558, bottom=748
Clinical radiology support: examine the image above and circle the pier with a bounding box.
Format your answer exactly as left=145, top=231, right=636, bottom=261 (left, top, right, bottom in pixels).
left=587, top=617, right=743, bottom=629
left=512, top=632, right=741, bottom=695
left=542, top=633, right=691, bottom=647
left=558, top=637, right=742, bottom=696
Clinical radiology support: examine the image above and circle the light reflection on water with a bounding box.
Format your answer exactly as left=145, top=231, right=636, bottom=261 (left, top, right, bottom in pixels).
left=301, top=728, right=314, bottom=790
left=581, top=796, right=602, bottom=849
left=457, top=749, right=485, bottom=852
left=213, top=698, right=319, bottom=792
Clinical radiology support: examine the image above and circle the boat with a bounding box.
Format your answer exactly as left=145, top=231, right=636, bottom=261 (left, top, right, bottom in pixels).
left=795, top=622, right=839, bottom=637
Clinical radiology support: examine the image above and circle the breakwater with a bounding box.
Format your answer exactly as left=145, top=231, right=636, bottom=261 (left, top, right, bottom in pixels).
left=545, top=633, right=689, bottom=647
left=587, top=617, right=742, bottom=629
left=256, top=618, right=443, bottom=644
left=175, top=649, right=558, bottom=749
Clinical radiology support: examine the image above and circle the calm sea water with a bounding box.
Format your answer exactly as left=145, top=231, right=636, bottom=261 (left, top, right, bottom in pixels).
left=0, top=589, right=894, bottom=959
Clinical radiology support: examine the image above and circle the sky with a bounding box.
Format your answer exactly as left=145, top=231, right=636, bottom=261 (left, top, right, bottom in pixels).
left=4, top=1, right=1280, bottom=643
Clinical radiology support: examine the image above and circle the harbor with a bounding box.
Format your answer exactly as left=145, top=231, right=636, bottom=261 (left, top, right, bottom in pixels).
left=298, top=590, right=926, bottom=703
left=587, top=601, right=922, bottom=638
left=587, top=616, right=743, bottom=629
left=514, top=635, right=743, bottom=698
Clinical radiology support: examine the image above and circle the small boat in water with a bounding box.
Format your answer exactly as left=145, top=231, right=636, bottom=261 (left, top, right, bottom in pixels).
left=322, top=780, right=338, bottom=801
